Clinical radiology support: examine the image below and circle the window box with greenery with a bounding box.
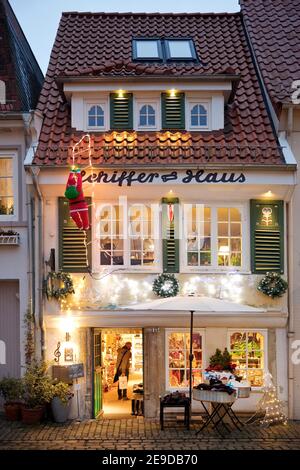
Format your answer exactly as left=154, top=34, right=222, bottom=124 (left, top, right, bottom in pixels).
left=0, top=377, right=23, bottom=421
left=0, top=229, right=20, bottom=245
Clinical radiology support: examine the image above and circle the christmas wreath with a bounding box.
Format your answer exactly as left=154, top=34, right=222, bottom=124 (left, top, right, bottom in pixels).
left=257, top=272, right=288, bottom=299
left=152, top=273, right=179, bottom=298
left=44, top=272, right=75, bottom=300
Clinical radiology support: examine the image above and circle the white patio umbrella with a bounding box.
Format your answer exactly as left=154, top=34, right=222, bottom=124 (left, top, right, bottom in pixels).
left=125, top=296, right=264, bottom=405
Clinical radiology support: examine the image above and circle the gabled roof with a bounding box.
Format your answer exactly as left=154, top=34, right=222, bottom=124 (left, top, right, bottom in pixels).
left=241, top=0, right=300, bottom=109
left=34, top=11, right=284, bottom=167
left=0, top=0, right=43, bottom=113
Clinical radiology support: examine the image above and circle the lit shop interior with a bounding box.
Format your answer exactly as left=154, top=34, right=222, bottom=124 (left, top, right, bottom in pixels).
left=101, top=329, right=143, bottom=416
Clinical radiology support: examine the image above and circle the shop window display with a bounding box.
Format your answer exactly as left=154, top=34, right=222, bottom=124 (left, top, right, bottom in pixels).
left=167, top=331, right=203, bottom=389
left=229, top=331, right=265, bottom=387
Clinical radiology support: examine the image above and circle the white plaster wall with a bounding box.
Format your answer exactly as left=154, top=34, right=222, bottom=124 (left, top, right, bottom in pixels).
left=285, top=108, right=300, bottom=419
left=0, top=126, right=30, bottom=373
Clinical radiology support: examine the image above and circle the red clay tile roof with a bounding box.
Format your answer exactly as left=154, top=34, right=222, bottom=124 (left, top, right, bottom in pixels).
left=241, top=0, right=300, bottom=108
left=0, top=0, right=43, bottom=112
left=34, top=12, right=284, bottom=167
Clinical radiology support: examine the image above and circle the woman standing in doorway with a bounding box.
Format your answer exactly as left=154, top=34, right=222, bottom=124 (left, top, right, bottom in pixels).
left=115, top=342, right=132, bottom=400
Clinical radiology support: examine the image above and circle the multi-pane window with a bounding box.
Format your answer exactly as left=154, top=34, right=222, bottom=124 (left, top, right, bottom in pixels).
left=96, top=203, right=157, bottom=269
left=98, top=204, right=124, bottom=266
left=190, top=104, right=208, bottom=127
left=0, top=157, right=14, bottom=216
left=186, top=205, right=211, bottom=267
left=229, top=331, right=266, bottom=387
left=184, top=204, right=244, bottom=270
left=87, top=104, right=105, bottom=128
left=217, top=208, right=242, bottom=267
left=167, top=331, right=203, bottom=390
left=139, top=104, right=156, bottom=127
left=129, top=205, right=155, bottom=266
left=187, top=101, right=210, bottom=130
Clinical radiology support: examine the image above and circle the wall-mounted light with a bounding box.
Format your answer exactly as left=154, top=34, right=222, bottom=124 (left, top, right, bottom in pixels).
left=168, top=88, right=177, bottom=97
left=117, top=89, right=125, bottom=98
left=60, top=317, right=75, bottom=334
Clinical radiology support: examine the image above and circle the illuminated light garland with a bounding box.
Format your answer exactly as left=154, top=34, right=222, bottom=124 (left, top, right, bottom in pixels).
left=258, top=372, right=288, bottom=427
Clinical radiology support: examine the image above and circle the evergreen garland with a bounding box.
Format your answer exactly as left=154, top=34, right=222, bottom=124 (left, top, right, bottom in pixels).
left=44, top=272, right=75, bottom=300
left=152, top=273, right=179, bottom=298
left=257, top=272, right=288, bottom=299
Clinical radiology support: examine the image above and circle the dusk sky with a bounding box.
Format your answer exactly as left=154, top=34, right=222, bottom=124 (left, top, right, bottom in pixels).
left=10, top=0, right=240, bottom=74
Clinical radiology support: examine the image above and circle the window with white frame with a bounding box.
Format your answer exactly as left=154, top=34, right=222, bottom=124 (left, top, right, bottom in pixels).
left=135, top=100, right=159, bottom=130
left=229, top=330, right=267, bottom=387
left=95, top=202, right=159, bottom=270
left=187, top=101, right=210, bottom=130
left=166, top=330, right=204, bottom=390
left=86, top=102, right=106, bottom=130
left=98, top=204, right=124, bottom=266
left=0, top=155, right=16, bottom=218
left=129, top=204, right=155, bottom=266
left=184, top=204, right=245, bottom=270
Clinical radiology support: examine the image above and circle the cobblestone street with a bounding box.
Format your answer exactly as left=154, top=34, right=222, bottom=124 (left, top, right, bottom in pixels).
left=0, top=416, right=300, bottom=450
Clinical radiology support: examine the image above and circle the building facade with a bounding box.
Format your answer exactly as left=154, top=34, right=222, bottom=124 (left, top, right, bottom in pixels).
left=28, top=11, right=296, bottom=419
left=241, top=0, right=300, bottom=421
left=0, top=0, right=43, bottom=379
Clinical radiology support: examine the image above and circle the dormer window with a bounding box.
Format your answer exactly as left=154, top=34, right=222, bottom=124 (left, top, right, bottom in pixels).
left=135, top=99, right=159, bottom=130
left=187, top=100, right=210, bottom=130
left=86, top=102, right=107, bottom=130
left=139, top=104, right=155, bottom=127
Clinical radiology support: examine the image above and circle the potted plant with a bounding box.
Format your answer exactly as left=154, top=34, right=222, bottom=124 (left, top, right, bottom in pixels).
left=51, top=382, right=73, bottom=423
left=21, top=361, right=54, bottom=424
left=206, top=348, right=237, bottom=374
left=0, top=377, right=23, bottom=421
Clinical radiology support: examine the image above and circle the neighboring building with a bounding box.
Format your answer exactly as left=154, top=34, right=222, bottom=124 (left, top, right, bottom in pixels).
left=28, top=11, right=296, bottom=419
left=0, top=0, right=43, bottom=378
left=241, top=0, right=300, bottom=420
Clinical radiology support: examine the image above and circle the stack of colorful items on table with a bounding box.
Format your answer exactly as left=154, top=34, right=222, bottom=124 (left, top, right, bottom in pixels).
left=161, top=391, right=189, bottom=404
left=194, top=348, right=251, bottom=396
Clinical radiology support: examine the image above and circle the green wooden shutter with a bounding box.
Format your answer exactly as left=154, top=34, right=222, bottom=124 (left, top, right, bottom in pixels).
left=161, top=92, right=185, bottom=129
left=250, top=200, right=284, bottom=274
left=110, top=93, right=133, bottom=130
left=162, top=197, right=180, bottom=273
left=58, top=197, right=92, bottom=273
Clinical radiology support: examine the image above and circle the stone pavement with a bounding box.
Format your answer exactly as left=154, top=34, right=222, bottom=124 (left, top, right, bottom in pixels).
left=0, top=416, right=300, bottom=450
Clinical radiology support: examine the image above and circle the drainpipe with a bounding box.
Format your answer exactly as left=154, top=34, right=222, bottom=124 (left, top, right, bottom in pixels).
left=287, top=197, right=295, bottom=420
left=29, top=167, right=46, bottom=360
left=26, top=190, right=36, bottom=352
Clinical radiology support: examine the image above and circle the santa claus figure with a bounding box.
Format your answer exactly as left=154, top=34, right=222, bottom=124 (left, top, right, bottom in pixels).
left=65, top=169, right=90, bottom=230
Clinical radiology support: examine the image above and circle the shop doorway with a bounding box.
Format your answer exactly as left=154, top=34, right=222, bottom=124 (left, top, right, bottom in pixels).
left=93, top=328, right=143, bottom=418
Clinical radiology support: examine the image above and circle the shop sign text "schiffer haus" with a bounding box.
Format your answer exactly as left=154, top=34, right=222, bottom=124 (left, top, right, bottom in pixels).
left=82, top=169, right=246, bottom=187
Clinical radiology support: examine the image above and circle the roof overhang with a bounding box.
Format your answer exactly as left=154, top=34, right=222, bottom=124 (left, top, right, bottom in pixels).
left=58, top=74, right=240, bottom=104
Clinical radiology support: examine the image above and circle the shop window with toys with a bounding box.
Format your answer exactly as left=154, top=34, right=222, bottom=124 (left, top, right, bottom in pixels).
left=229, top=330, right=266, bottom=387
left=102, top=330, right=143, bottom=415
left=166, top=331, right=204, bottom=390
